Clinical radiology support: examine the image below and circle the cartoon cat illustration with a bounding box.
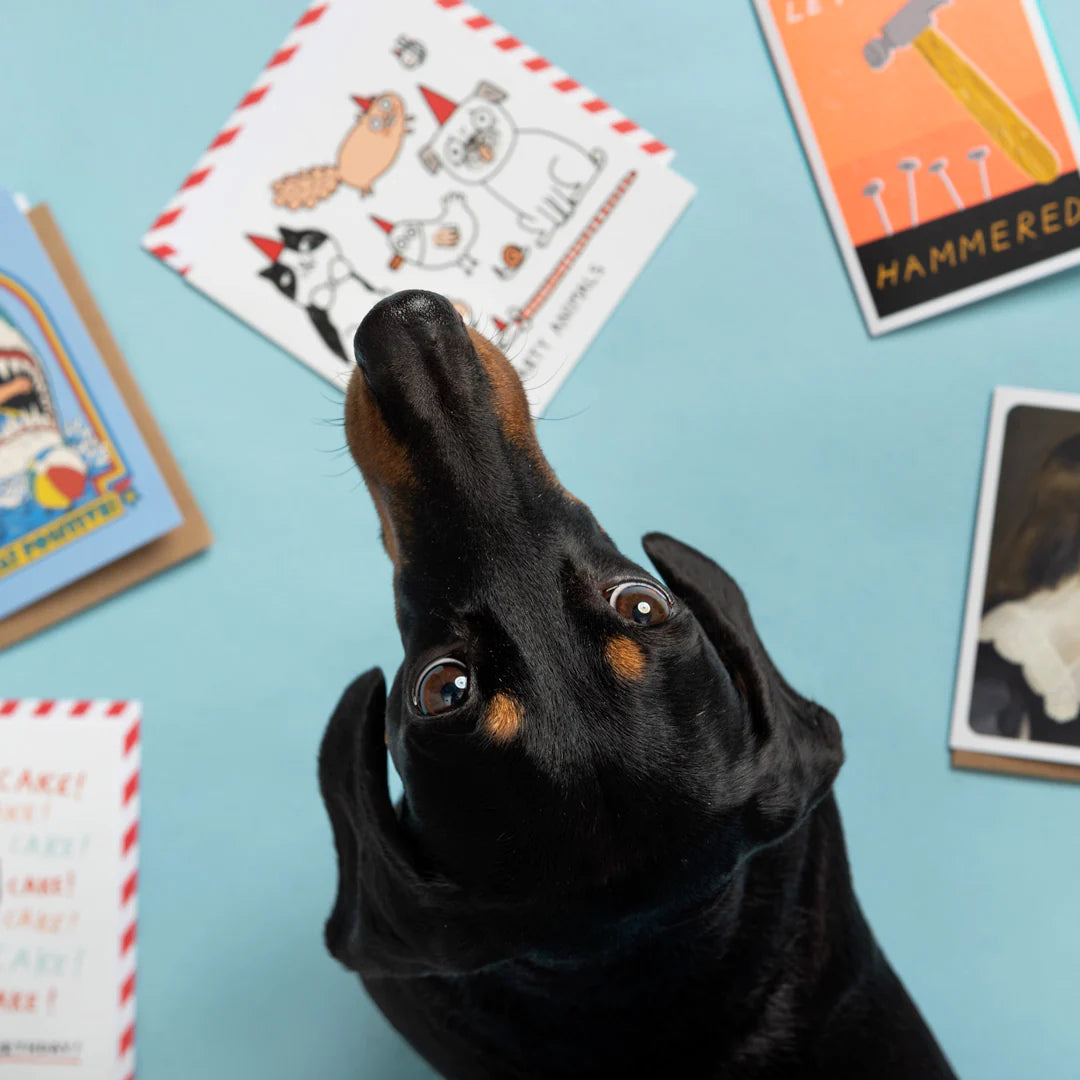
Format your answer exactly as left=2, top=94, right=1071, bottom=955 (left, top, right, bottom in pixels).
left=418, top=82, right=605, bottom=247
left=272, top=93, right=413, bottom=209
left=370, top=192, right=479, bottom=275
left=249, top=227, right=381, bottom=361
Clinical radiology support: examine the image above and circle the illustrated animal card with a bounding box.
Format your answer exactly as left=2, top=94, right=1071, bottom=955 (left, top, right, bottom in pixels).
left=0, top=204, right=212, bottom=652
left=142, top=0, right=695, bottom=408
left=0, top=192, right=182, bottom=623
left=754, top=0, right=1080, bottom=335
left=0, top=699, right=140, bottom=1078
left=951, top=388, right=1080, bottom=784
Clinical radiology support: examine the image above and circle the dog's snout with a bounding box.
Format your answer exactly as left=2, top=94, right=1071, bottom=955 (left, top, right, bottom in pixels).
left=344, top=287, right=565, bottom=579
left=353, top=289, right=464, bottom=374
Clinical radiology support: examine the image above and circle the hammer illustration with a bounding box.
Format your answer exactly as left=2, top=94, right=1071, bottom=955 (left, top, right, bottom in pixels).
left=864, top=0, right=1059, bottom=186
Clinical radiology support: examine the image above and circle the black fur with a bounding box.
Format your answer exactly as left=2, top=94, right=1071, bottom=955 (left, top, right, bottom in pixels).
left=319, top=291, right=955, bottom=1078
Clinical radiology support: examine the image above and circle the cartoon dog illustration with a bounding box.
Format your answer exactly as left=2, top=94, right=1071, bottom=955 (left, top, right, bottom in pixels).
left=272, top=93, right=413, bottom=209
left=371, top=192, right=479, bottom=275
left=0, top=311, right=87, bottom=513
left=250, top=227, right=382, bottom=362
left=418, top=82, right=606, bottom=247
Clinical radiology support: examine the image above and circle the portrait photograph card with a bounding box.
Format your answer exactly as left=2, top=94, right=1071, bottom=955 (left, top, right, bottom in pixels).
left=951, top=387, right=1080, bottom=783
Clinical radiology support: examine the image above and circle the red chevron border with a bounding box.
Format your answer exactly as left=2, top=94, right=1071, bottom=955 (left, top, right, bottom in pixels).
left=142, top=0, right=672, bottom=277
left=0, top=699, right=141, bottom=1078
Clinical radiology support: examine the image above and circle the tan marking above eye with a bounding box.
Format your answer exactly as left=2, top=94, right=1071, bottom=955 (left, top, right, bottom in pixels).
left=605, top=635, right=647, bottom=682
left=483, top=691, right=523, bottom=743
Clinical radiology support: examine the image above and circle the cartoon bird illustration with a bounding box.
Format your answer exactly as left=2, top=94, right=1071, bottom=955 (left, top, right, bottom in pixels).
left=272, top=93, right=413, bottom=209
left=371, top=192, right=480, bottom=275
left=249, top=227, right=382, bottom=362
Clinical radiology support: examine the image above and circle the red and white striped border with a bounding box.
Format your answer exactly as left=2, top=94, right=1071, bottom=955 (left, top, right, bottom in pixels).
left=142, top=0, right=673, bottom=278
left=514, top=168, right=638, bottom=324
left=1, top=699, right=141, bottom=1080
left=144, top=2, right=329, bottom=276
left=433, top=0, right=670, bottom=160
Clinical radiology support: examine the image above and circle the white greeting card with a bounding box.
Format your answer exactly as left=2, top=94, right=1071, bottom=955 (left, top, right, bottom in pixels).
left=143, top=0, right=695, bottom=407
left=0, top=700, right=139, bottom=1079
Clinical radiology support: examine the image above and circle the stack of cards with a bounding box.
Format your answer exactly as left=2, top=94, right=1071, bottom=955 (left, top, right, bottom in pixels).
left=755, top=0, right=1080, bottom=334
left=142, top=0, right=696, bottom=408
left=0, top=700, right=141, bottom=1079
left=0, top=196, right=211, bottom=650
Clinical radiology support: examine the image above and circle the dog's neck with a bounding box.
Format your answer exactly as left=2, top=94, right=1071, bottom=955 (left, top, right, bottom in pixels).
left=495, top=793, right=867, bottom=992
left=399, top=793, right=884, bottom=1077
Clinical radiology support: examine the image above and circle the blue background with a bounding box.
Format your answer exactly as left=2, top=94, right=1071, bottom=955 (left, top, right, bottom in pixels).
left=2, top=1, right=1079, bottom=1076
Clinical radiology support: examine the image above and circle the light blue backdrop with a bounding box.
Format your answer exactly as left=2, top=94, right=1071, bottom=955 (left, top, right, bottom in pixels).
left=2, top=2, right=1079, bottom=1077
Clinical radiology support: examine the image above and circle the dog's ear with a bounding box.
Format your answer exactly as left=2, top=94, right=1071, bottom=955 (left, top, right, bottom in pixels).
left=319, top=669, right=387, bottom=972
left=642, top=533, right=843, bottom=842
left=319, top=670, right=531, bottom=978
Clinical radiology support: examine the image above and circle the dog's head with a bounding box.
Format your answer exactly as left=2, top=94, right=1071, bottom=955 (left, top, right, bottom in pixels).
left=320, top=291, right=843, bottom=977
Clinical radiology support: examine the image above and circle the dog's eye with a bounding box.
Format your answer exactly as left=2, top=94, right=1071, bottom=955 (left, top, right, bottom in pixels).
left=607, top=582, right=672, bottom=627
left=415, top=659, right=470, bottom=715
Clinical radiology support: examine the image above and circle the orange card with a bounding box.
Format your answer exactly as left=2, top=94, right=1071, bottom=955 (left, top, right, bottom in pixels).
left=755, top=0, right=1080, bottom=333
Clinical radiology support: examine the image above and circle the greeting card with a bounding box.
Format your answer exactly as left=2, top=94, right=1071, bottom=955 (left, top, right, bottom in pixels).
left=0, top=699, right=140, bottom=1078
left=755, top=0, right=1080, bottom=333
left=143, top=0, right=695, bottom=407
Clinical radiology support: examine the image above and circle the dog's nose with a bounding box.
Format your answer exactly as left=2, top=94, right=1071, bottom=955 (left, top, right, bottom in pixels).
left=353, top=290, right=464, bottom=374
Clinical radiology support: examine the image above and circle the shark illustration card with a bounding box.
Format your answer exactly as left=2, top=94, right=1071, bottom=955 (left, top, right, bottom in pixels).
left=0, top=192, right=182, bottom=622
left=143, top=0, right=695, bottom=408
left=754, top=0, right=1080, bottom=335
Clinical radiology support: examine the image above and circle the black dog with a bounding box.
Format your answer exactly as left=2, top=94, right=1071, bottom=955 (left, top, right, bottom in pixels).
left=320, top=291, right=955, bottom=1079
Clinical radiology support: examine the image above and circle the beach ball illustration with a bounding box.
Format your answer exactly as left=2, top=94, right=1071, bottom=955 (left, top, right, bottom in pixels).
left=30, top=444, right=88, bottom=510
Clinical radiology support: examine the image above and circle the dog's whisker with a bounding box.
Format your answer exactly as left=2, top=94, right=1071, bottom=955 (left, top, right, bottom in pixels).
left=534, top=404, right=592, bottom=423
left=523, top=352, right=573, bottom=393
left=321, top=463, right=364, bottom=480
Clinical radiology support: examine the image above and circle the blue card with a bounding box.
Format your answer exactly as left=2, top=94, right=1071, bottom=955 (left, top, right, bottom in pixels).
left=0, top=191, right=182, bottom=621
